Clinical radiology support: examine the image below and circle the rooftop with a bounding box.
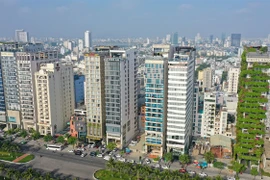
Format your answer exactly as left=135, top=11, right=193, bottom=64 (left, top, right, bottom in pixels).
left=247, top=52, right=270, bottom=59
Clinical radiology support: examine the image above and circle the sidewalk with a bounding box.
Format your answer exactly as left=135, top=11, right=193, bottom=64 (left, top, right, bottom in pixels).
left=13, top=153, right=29, bottom=163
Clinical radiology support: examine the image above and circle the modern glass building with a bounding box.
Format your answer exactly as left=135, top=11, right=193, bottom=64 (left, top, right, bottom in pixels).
left=231, top=34, right=241, bottom=47
left=0, top=59, right=6, bottom=123
left=171, top=32, right=179, bottom=45
left=74, top=74, right=85, bottom=107
left=144, top=57, right=168, bottom=157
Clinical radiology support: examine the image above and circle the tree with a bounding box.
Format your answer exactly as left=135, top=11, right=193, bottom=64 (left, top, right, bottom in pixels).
left=179, top=154, right=191, bottom=168
left=32, top=131, right=40, bottom=140
left=68, top=136, right=77, bottom=149
left=23, top=168, right=34, bottom=180
left=213, top=161, right=225, bottom=174
left=43, top=134, right=53, bottom=142
left=107, top=142, right=117, bottom=151
left=163, top=152, right=173, bottom=165
left=20, top=129, right=28, bottom=138
left=204, top=151, right=215, bottom=164
left=251, top=168, right=259, bottom=180
left=56, top=136, right=65, bottom=144
left=230, top=161, right=245, bottom=178
left=6, top=168, right=15, bottom=179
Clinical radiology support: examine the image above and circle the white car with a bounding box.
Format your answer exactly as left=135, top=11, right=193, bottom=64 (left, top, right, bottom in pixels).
left=154, top=164, right=161, bottom=168
left=81, top=153, right=87, bottom=157
left=116, top=154, right=121, bottom=158
left=188, top=171, right=196, bottom=176
left=227, top=177, right=235, bottom=180
left=199, top=172, right=208, bottom=177
left=68, top=149, right=74, bottom=153
left=97, top=154, right=103, bottom=158
left=109, top=151, right=113, bottom=156
left=118, top=157, right=126, bottom=162
left=162, top=165, right=168, bottom=169
left=104, top=155, right=111, bottom=161
left=145, top=159, right=151, bottom=164
left=127, top=159, right=135, bottom=163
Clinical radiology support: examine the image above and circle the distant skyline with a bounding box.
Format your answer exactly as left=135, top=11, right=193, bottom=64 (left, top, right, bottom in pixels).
left=0, top=0, right=269, bottom=38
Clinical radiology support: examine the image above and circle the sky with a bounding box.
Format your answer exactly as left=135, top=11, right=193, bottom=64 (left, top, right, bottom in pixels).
left=0, top=0, right=269, bottom=39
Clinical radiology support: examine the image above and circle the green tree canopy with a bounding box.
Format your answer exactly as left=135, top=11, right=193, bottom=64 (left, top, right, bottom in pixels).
left=56, top=136, right=65, bottom=144
left=163, top=152, right=173, bottom=163
left=179, top=154, right=190, bottom=168
left=43, top=134, right=53, bottom=142
left=68, top=136, right=77, bottom=149
left=204, top=151, right=215, bottom=164
left=107, top=142, right=117, bottom=151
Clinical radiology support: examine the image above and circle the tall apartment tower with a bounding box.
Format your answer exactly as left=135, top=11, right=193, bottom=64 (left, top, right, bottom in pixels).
left=17, top=50, right=58, bottom=130
left=78, top=39, right=84, bottom=51
left=202, top=67, right=213, bottom=90
left=104, top=49, right=138, bottom=148
left=0, top=43, right=44, bottom=129
left=166, top=46, right=196, bottom=155
left=231, top=34, right=241, bottom=47
left=15, top=30, right=29, bottom=43
left=201, top=92, right=216, bottom=137
left=34, top=62, right=75, bottom=135
left=227, top=68, right=240, bottom=93
left=84, top=52, right=107, bottom=142
left=144, top=57, right=168, bottom=157
left=84, top=31, right=92, bottom=50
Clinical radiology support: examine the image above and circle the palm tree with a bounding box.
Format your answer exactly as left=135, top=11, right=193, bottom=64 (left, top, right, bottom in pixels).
left=14, top=170, right=21, bottom=180
left=44, top=172, right=52, bottom=180
left=204, top=151, right=215, bottom=164
left=214, top=175, right=223, bottom=180
left=0, top=163, right=5, bottom=173
left=179, top=154, right=191, bottom=168
left=67, top=136, right=78, bottom=149
left=163, top=152, right=173, bottom=166
left=106, top=158, right=116, bottom=171
left=6, top=168, right=15, bottom=179
left=23, top=168, right=35, bottom=180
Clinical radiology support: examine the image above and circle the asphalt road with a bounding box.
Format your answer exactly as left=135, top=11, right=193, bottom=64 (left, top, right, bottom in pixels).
left=26, top=148, right=106, bottom=180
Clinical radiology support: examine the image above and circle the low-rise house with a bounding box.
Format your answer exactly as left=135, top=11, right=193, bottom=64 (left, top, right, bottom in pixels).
left=70, top=115, right=87, bottom=138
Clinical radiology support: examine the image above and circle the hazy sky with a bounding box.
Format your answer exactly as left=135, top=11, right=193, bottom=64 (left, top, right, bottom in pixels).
left=0, top=0, right=269, bottom=38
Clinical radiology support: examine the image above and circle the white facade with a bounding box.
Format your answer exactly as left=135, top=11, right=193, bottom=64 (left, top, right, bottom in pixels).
left=105, top=49, right=138, bottom=148
left=84, top=31, right=92, bottom=50
left=15, top=30, right=29, bottom=43
left=17, top=50, right=58, bottom=130
left=35, top=62, right=75, bottom=135
left=166, top=47, right=196, bottom=154
left=202, top=67, right=213, bottom=90
left=201, top=92, right=216, bottom=137
left=214, top=107, right=228, bottom=135
left=228, top=68, right=240, bottom=93
left=78, top=39, right=84, bottom=51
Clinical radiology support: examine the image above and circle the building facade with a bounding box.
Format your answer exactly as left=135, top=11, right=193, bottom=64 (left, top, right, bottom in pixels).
left=70, top=115, right=87, bottom=138
left=74, top=74, right=85, bottom=107
left=84, top=52, right=107, bottom=142
left=166, top=46, right=196, bottom=155
left=201, top=92, right=216, bottom=137
left=105, top=49, right=138, bottom=148
left=17, top=50, right=58, bottom=130
left=231, top=34, right=241, bottom=47
left=84, top=31, right=92, bottom=50
left=144, top=57, right=168, bottom=157
left=15, top=30, right=29, bottom=43
left=227, top=68, right=240, bottom=93
left=34, top=62, right=75, bottom=136
left=202, top=67, right=213, bottom=90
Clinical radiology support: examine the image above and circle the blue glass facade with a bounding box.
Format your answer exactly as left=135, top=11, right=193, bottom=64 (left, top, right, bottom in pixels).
left=0, top=63, right=5, bottom=112
left=74, top=75, right=85, bottom=106
left=145, top=61, right=165, bottom=145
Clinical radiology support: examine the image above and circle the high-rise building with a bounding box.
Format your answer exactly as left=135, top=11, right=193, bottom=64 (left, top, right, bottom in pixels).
left=227, top=68, right=240, bottom=93
left=35, top=62, right=75, bottom=136
left=166, top=34, right=171, bottom=43
left=74, top=75, right=85, bottom=107
left=202, top=67, right=213, bottom=90
left=221, top=33, right=226, bottom=45
left=0, top=42, right=44, bottom=129
left=209, top=35, right=213, bottom=44
left=231, top=34, right=241, bottom=47
left=144, top=56, right=168, bottom=157
left=84, top=31, right=92, bottom=50
left=166, top=46, right=196, bottom=155
left=171, top=32, right=178, bottom=45
left=104, top=49, right=138, bottom=148
left=201, top=92, right=216, bottom=137
left=17, top=50, right=58, bottom=130
left=15, top=30, right=29, bottom=43
left=84, top=52, right=107, bottom=142
left=78, top=39, right=84, bottom=51
left=0, top=56, right=6, bottom=124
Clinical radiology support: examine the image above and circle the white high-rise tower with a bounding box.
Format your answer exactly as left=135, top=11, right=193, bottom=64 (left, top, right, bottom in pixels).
left=84, top=31, right=92, bottom=50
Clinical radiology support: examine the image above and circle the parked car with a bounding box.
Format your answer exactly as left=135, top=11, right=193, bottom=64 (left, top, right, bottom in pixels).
left=227, top=177, right=235, bottom=180
left=104, top=155, right=111, bottom=161
left=127, top=159, right=135, bottom=163
left=109, top=151, right=113, bottom=156
left=188, top=171, right=196, bottom=176
left=162, top=165, right=169, bottom=169
left=199, top=172, right=208, bottom=177
left=97, top=153, right=103, bottom=158
left=74, top=150, right=82, bottom=155
left=116, top=154, right=121, bottom=158
left=68, top=149, right=74, bottom=153
left=118, top=157, right=126, bottom=162
left=113, top=148, right=118, bottom=152
left=145, top=159, right=151, bottom=164
left=155, top=164, right=161, bottom=168
left=90, top=151, right=96, bottom=157
left=179, top=168, right=187, bottom=173
left=81, top=153, right=87, bottom=157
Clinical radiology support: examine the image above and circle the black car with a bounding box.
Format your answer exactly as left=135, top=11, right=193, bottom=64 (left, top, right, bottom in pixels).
left=90, top=151, right=96, bottom=156
left=74, top=150, right=82, bottom=155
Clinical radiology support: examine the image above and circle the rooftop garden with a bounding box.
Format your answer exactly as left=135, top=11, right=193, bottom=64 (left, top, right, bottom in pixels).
left=235, top=46, right=269, bottom=176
